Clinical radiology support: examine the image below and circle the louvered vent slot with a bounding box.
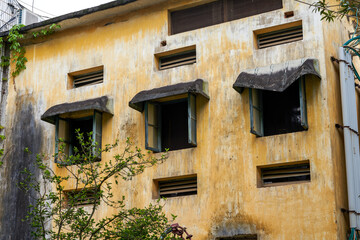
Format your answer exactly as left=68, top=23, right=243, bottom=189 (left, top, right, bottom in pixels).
left=217, top=234, right=258, bottom=240
left=257, top=25, right=303, bottom=49
left=73, top=70, right=103, bottom=88
left=261, top=162, right=310, bottom=186
left=159, top=176, right=197, bottom=198
left=66, top=188, right=100, bottom=206
left=159, top=50, right=196, bottom=70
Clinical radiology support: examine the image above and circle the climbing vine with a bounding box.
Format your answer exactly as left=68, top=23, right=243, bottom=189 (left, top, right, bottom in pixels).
left=0, top=23, right=60, bottom=166
left=0, top=23, right=61, bottom=78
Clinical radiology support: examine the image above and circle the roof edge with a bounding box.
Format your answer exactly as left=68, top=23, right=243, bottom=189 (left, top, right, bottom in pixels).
left=0, top=0, right=137, bottom=37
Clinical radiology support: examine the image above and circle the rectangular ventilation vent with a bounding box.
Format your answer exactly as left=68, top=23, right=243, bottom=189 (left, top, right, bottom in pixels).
left=260, top=161, right=310, bottom=187
left=158, top=176, right=197, bottom=198
left=257, top=25, right=303, bottom=49
left=217, top=235, right=257, bottom=240
left=73, top=70, right=103, bottom=88
left=65, top=188, right=100, bottom=206
left=159, top=49, right=196, bottom=70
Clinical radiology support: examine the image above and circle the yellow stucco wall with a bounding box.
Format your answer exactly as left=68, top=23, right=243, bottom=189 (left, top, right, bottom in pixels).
left=3, top=0, right=353, bottom=239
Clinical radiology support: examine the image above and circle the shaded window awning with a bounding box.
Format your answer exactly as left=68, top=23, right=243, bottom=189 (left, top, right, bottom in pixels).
left=233, top=58, right=321, bottom=93
left=41, top=96, right=113, bottom=124
left=129, top=79, right=209, bottom=112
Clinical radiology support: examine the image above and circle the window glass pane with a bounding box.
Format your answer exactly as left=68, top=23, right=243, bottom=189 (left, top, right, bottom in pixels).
left=249, top=89, right=263, bottom=136
left=188, top=94, right=197, bottom=146
left=146, top=102, right=160, bottom=152
left=148, top=103, right=157, bottom=126
left=56, top=118, right=70, bottom=160
left=58, top=119, right=69, bottom=141
left=299, top=78, right=308, bottom=129
left=252, top=89, right=260, bottom=109
left=190, top=95, right=196, bottom=117
left=148, top=125, right=158, bottom=149
left=253, top=108, right=262, bottom=134
left=94, top=111, right=102, bottom=148
left=191, top=119, right=196, bottom=143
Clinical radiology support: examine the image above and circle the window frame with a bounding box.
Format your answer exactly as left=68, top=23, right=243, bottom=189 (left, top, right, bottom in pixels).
left=145, top=93, right=197, bottom=152
left=249, top=76, right=307, bottom=137
left=54, top=110, right=103, bottom=164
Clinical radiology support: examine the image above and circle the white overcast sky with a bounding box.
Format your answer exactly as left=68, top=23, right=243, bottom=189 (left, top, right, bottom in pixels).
left=17, top=0, right=114, bottom=18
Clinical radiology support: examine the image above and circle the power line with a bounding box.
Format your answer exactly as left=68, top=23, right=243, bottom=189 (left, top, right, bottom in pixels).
left=16, top=0, right=56, bottom=17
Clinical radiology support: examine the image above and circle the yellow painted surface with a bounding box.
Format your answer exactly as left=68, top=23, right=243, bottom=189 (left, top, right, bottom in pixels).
left=3, top=0, right=354, bottom=239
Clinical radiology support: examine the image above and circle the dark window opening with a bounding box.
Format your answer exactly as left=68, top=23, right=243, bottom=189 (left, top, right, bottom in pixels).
left=259, top=161, right=311, bottom=187
left=55, top=111, right=102, bottom=164
left=70, top=118, right=93, bottom=154
left=158, top=176, right=197, bottom=198
left=161, top=101, right=192, bottom=152
left=145, top=94, right=196, bottom=152
left=249, top=78, right=307, bottom=137
left=262, top=81, right=303, bottom=136
left=170, top=0, right=282, bottom=34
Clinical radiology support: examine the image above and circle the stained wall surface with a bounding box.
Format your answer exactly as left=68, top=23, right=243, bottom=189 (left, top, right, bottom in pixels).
left=0, top=0, right=353, bottom=239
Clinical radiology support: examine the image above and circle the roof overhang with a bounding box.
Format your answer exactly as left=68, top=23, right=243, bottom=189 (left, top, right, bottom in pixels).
left=41, top=96, right=113, bottom=124
left=0, top=0, right=167, bottom=39
left=129, top=79, right=209, bottom=112
left=233, top=58, right=321, bottom=93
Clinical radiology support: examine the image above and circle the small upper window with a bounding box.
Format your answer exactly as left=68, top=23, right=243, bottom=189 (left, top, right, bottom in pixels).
left=64, top=187, right=100, bottom=206
left=217, top=235, right=257, bottom=240
left=258, top=161, right=311, bottom=187
left=157, top=48, right=196, bottom=70
left=155, top=175, right=197, bottom=199
left=249, top=77, right=307, bottom=137
left=145, top=94, right=196, bottom=152
left=170, top=0, right=282, bottom=34
left=255, top=21, right=303, bottom=49
left=68, top=66, right=104, bottom=89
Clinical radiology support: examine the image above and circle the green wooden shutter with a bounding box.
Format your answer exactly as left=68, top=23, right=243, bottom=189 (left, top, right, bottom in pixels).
left=55, top=116, right=59, bottom=163
left=55, top=117, right=70, bottom=163
left=299, top=77, right=308, bottom=129
left=92, top=111, right=102, bottom=159
left=145, top=102, right=161, bottom=152
left=249, top=88, right=264, bottom=136
left=188, top=93, right=197, bottom=146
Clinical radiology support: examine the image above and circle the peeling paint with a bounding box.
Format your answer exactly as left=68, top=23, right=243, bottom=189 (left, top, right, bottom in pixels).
left=0, top=0, right=354, bottom=239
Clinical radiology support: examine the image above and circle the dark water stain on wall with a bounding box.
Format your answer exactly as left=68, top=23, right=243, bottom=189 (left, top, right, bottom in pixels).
left=0, top=96, right=42, bottom=240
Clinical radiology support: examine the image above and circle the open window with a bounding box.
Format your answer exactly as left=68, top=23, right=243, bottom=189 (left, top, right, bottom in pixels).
left=145, top=94, right=196, bottom=152
left=233, top=58, right=321, bottom=137
left=129, top=80, right=209, bottom=152
left=249, top=77, right=307, bottom=136
left=55, top=110, right=102, bottom=160
left=41, top=96, right=113, bottom=163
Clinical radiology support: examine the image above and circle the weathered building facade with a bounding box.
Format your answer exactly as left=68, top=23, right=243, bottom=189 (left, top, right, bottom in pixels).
left=0, top=0, right=355, bottom=239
